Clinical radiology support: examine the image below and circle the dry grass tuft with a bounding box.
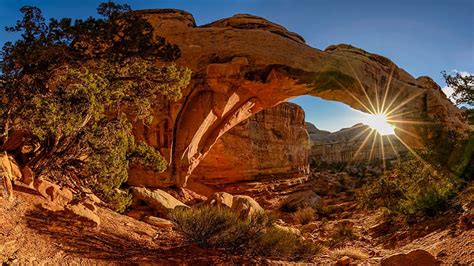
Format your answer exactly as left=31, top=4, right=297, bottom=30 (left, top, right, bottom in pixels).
left=330, top=247, right=369, bottom=260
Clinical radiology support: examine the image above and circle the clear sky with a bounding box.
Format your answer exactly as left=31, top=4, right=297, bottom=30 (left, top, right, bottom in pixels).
left=1, top=0, right=473, bottom=132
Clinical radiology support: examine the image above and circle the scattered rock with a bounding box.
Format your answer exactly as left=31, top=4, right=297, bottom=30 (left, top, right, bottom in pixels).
left=301, top=221, right=322, bottom=232
left=337, top=256, right=351, bottom=266
left=459, top=202, right=473, bottom=230
left=230, top=195, right=263, bottom=218
left=381, top=249, right=436, bottom=266
left=33, top=178, right=73, bottom=206
left=143, top=216, right=174, bottom=228
left=205, top=192, right=234, bottom=209
left=65, top=203, right=100, bottom=227
left=20, top=166, right=34, bottom=187
left=282, top=190, right=321, bottom=211
left=162, top=187, right=207, bottom=205
left=131, top=187, right=188, bottom=217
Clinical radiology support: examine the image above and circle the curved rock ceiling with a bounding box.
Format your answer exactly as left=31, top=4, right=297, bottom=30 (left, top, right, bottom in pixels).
left=127, top=9, right=468, bottom=188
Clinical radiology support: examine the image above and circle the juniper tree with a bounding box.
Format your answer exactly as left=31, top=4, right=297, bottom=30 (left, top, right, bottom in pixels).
left=0, top=2, right=191, bottom=211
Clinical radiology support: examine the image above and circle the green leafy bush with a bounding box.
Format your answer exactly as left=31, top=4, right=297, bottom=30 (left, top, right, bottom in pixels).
left=358, top=151, right=460, bottom=221
left=169, top=206, right=320, bottom=261
left=398, top=179, right=457, bottom=218
left=0, top=2, right=191, bottom=209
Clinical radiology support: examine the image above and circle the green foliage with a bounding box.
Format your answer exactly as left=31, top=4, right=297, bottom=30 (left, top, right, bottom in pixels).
left=328, top=224, right=356, bottom=246
left=358, top=152, right=460, bottom=221
left=398, top=179, right=457, bottom=218
left=442, top=71, right=473, bottom=106
left=358, top=176, right=405, bottom=210
left=253, top=227, right=321, bottom=261
left=0, top=2, right=191, bottom=209
left=169, top=206, right=320, bottom=261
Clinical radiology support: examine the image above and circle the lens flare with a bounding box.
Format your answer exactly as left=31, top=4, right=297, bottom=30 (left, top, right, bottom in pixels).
left=363, top=113, right=395, bottom=135
left=333, top=60, right=437, bottom=172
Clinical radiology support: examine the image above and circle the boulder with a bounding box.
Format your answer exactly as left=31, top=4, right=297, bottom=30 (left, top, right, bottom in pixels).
left=143, top=216, right=174, bottom=228
left=20, top=166, right=34, bottom=187
left=282, top=190, right=321, bottom=211
left=381, top=249, right=436, bottom=266
left=66, top=203, right=100, bottom=227
left=230, top=195, right=264, bottom=218
left=205, top=192, right=234, bottom=209
left=131, top=187, right=188, bottom=217
left=338, top=256, right=351, bottom=266
left=33, top=178, right=73, bottom=206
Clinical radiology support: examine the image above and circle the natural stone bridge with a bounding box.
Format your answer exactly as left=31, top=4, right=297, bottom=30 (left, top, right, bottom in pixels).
left=127, top=9, right=467, bottom=188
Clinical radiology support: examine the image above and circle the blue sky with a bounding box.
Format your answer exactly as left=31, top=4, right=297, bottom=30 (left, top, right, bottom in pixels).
left=1, top=0, right=473, bottom=132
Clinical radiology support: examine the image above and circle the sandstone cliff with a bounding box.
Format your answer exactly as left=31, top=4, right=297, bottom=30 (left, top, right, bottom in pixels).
left=189, top=102, right=310, bottom=196
left=127, top=9, right=468, bottom=188
left=307, top=122, right=407, bottom=163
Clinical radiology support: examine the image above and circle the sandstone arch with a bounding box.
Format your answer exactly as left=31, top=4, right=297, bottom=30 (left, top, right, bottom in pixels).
left=128, top=9, right=467, bottom=188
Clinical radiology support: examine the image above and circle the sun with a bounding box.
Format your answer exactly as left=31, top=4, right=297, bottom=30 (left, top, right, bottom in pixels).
left=363, top=113, right=395, bottom=135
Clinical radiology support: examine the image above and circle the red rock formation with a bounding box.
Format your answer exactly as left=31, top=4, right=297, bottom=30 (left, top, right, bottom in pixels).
left=127, top=10, right=468, bottom=188
left=188, top=102, right=310, bottom=196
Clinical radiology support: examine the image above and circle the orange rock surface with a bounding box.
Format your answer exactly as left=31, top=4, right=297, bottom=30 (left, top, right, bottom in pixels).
left=127, top=10, right=468, bottom=188
left=189, top=102, right=309, bottom=195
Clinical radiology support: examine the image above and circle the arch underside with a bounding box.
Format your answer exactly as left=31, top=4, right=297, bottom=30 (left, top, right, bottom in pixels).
left=127, top=10, right=467, bottom=188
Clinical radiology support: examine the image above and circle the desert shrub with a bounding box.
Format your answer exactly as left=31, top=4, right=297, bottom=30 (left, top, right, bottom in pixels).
left=329, top=224, right=356, bottom=246
left=98, top=187, right=132, bottom=213
left=252, top=227, right=320, bottom=260
left=398, top=179, right=457, bottom=219
left=169, top=206, right=319, bottom=260
left=357, top=151, right=461, bottom=221
left=358, top=176, right=405, bottom=210
left=333, top=224, right=355, bottom=239
left=168, top=206, right=240, bottom=246
left=294, top=207, right=315, bottom=225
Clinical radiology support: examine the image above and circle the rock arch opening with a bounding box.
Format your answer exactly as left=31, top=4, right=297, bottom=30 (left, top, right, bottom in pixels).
left=126, top=10, right=467, bottom=189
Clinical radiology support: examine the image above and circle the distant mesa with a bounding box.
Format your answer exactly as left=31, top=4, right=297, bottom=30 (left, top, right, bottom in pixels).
left=306, top=122, right=407, bottom=163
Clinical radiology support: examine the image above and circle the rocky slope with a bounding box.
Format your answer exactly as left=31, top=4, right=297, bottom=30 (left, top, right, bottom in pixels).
left=307, top=122, right=407, bottom=163
left=126, top=9, right=468, bottom=188
left=189, top=102, right=310, bottom=196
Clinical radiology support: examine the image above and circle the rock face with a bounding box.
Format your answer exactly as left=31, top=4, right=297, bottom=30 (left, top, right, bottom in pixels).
left=188, top=102, right=310, bottom=195
left=307, top=123, right=407, bottom=163
left=127, top=9, right=468, bottom=188
left=381, top=249, right=436, bottom=266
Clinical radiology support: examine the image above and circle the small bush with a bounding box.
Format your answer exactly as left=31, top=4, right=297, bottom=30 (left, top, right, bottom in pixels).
left=253, top=228, right=320, bottom=260
left=358, top=177, right=405, bottom=210
left=168, top=206, right=240, bottom=246
left=294, top=207, right=315, bottom=225
left=329, top=224, right=356, bottom=246
left=399, top=180, right=457, bottom=219
left=169, top=206, right=319, bottom=260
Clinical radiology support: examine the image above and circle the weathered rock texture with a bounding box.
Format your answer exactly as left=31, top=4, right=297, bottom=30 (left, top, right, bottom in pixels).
left=127, top=9, right=468, bottom=188
left=188, top=102, right=309, bottom=195
left=307, top=122, right=407, bottom=163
